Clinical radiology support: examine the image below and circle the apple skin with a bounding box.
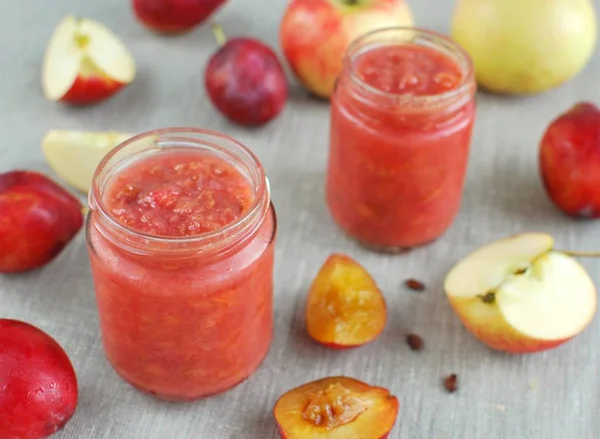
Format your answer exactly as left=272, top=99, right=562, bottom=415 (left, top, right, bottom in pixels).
left=132, top=0, right=227, bottom=33
left=60, top=73, right=127, bottom=105
left=0, top=319, right=78, bottom=439
left=279, top=0, right=414, bottom=99
left=0, top=171, right=83, bottom=273
left=205, top=37, right=288, bottom=126
left=447, top=296, right=573, bottom=354
left=540, top=101, right=600, bottom=218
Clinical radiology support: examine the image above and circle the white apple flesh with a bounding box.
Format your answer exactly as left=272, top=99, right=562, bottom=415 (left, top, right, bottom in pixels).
left=42, top=130, right=134, bottom=193
left=42, top=16, right=136, bottom=105
left=444, top=233, right=597, bottom=353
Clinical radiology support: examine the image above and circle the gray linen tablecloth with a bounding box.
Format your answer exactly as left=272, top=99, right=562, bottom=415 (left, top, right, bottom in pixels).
left=1, top=1, right=600, bottom=438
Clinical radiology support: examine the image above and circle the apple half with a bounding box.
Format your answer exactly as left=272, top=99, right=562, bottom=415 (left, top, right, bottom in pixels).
left=42, top=130, right=134, bottom=193
left=444, top=233, right=597, bottom=354
left=42, top=16, right=136, bottom=105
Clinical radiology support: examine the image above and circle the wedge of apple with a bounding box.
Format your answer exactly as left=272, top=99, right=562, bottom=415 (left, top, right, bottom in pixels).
left=42, top=130, right=135, bottom=193
left=444, top=233, right=597, bottom=354
left=42, top=16, right=136, bottom=105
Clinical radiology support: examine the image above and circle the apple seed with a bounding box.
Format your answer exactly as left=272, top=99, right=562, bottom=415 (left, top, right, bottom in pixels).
left=406, top=334, right=423, bottom=351
left=444, top=374, right=458, bottom=393
left=405, top=279, right=425, bottom=292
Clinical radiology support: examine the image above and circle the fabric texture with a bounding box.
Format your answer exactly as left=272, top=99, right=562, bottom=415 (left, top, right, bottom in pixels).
left=1, top=0, right=599, bottom=438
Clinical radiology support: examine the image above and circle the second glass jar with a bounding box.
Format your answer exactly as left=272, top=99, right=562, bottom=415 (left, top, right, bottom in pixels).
left=327, top=27, right=477, bottom=251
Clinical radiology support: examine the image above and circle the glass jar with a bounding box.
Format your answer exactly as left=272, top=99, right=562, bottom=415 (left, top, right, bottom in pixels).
left=327, top=27, right=476, bottom=252
left=86, top=128, right=276, bottom=401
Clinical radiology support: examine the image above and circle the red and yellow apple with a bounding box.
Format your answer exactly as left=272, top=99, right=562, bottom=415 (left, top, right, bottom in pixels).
left=0, top=171, right=83, bottom=273
left=444, top=233, right=597, bottom=354
left=280, top=0, right=414, bottom=99
left=540, top=101, right=600, bottom=217
left=42, top=16, right=136, bottom=105
left=132, top=0, right=227, bottom=33
left=274, top=376, right=399, bottom=438
left=306, top=254, right=387, bottom=348
left=0, top=319, right=78, bottom=439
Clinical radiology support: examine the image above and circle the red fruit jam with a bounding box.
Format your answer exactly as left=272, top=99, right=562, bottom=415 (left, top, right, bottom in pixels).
left=106, top=153, right=254, bottom=236
left=86, top=129, right=275, bottom=401
left=327, top=28, right=476, bottom=251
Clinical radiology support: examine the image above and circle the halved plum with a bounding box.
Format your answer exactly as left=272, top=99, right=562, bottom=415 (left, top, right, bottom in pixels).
left=274, top=376, right=399, bottom=439
left=306, top=254, right=387, bottom=348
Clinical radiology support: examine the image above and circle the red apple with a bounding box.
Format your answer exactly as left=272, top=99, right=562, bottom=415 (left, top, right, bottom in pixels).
left=0, top=319, right=78, bottom=439
left=132, top=0, right=227, bottom=33
left=0, top=171, right=83, bottom=273
left=205, top=25, right=288, bottom=126
left=540, top=101, right=600, bottom=218
left=280, top=0, right=414, bottom=99
left=42, top=16, right=136, bottom=105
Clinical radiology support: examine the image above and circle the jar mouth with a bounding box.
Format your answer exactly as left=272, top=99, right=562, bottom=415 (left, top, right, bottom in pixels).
left=89, top=127, right=270, bottom=246
left=344, top=27, right=475, bottom=107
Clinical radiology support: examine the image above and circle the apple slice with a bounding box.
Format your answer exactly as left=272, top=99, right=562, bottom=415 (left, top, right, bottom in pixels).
left=306, top=254, right=387, bottom=349
left=42, top=16, right=136, bottom=105
left=42, top=130, right=134, bottom=193
left=274, top=376, right=399, bottom=439
left=444, top=233, right=597, bottom=353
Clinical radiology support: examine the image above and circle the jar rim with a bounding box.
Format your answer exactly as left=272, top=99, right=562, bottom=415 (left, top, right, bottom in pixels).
left=89, top=127, right=270, bottom=248
left=343, top=26, right=475, bottom=107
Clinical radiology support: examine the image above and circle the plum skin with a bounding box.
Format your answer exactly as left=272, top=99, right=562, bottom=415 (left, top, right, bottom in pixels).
left=0, top=170, right=83, bottom=273
left=540, top=101, right=600, bottom=218
left=205, top=38, right=288, bottom=126
left=0, top=319, right=78, bottom=439
left=132, top=0, right=227, bottom=33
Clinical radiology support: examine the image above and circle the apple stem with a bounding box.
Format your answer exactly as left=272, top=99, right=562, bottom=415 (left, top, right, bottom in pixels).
left=561, top=250, right=600, bottom=258
left=212, top=23, right=227, bottom=47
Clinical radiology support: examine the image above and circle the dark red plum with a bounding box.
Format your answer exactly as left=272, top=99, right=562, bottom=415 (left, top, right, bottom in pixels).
left=205, top=26, right=288, bottom=126
left=0, top=319, right=78, bottom=439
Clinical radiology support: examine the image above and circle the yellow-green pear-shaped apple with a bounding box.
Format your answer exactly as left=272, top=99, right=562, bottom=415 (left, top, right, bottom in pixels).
left=444, top=233, right=597, bottom=354
left=451, top=0, right=597, bottom=95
